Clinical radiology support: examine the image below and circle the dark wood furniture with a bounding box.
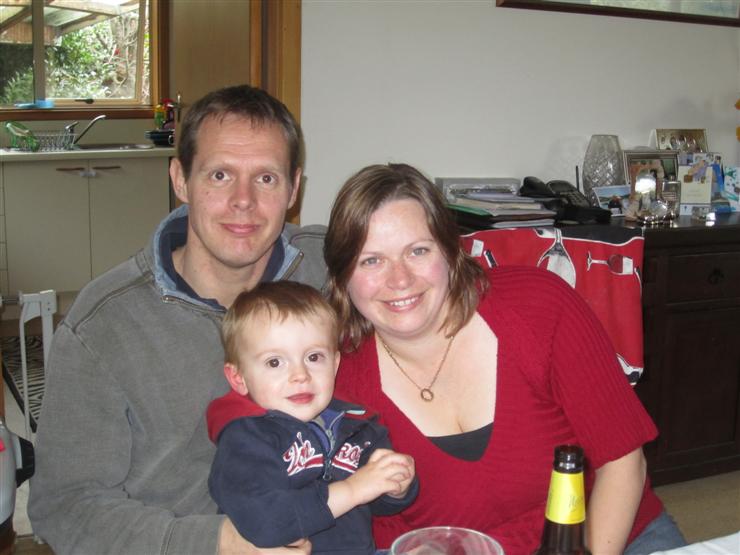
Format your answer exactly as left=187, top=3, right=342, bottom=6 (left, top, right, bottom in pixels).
left=631, top=213, right=740, bottom=486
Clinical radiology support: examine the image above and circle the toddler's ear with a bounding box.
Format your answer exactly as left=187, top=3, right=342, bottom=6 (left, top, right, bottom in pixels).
left=333, top=352, right=340, bottom=375
left=224, top=363, right=248, bottom=396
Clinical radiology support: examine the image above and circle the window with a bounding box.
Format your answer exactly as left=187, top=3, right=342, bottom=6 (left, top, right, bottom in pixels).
left=0, top=0, right=165, bottom=117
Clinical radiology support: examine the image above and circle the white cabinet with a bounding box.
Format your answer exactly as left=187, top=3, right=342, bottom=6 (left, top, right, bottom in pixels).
left=4, top=160, right=91, bottom=293
left=3, top=156, right=170, bottom=294
left=88, top=157, right=170, bottom=278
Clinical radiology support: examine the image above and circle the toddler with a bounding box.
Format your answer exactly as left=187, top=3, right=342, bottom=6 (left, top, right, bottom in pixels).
left=207, top=281, right=417, bottom=554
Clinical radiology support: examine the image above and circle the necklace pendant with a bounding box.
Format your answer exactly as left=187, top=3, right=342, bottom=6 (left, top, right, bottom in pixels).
left=420, top=388, right=434, bottom=402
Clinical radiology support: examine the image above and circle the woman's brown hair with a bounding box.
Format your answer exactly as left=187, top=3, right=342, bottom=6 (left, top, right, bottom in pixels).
left=324, top=163, right=488, bottom=351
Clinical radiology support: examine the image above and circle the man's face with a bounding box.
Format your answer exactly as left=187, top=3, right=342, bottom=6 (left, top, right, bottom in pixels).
left=227, top=312, right=340, bottom=422
left=171, top=115, right=300, bottom=276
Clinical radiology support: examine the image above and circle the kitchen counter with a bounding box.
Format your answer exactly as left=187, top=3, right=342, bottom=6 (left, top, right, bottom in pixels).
left=0, top=145, right=175, bottom=161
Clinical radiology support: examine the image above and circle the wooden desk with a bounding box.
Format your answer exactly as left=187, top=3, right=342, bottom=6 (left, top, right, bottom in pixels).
left=629, top=213, right=740, bottom=485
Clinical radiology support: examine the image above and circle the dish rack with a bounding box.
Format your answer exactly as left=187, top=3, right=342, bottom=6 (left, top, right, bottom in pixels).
left=4, top=121, right=77, bottom=152
left=11, top=130, right=76, bottom=152
left=35, top=130, right=76, bottom=151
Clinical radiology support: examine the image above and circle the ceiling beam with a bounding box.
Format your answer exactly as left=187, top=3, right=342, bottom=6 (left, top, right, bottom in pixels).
left=0, top=5, right=30, bottom=34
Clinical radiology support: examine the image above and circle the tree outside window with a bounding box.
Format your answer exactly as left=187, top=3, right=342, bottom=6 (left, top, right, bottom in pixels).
left=0, top=0, right=154, bottom=108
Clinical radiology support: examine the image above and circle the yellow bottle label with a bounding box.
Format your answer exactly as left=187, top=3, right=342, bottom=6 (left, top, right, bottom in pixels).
left=544, top=470, right=586, bottom=524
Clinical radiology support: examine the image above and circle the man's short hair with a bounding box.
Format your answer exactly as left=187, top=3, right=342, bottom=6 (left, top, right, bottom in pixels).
left=177, top=84, right=302, bottom=180
left=222, top=281, right=338, bottom=365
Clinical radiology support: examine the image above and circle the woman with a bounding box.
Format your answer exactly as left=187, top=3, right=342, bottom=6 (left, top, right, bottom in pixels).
left=325, top=163, right=685, bottom=555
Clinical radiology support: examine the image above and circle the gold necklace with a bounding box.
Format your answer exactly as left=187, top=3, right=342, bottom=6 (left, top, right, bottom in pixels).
left=379, top=334, right=455, bottom=402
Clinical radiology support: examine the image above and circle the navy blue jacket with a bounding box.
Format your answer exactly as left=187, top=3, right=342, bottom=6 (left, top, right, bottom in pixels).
left=207, top=391, right=418, bottom=554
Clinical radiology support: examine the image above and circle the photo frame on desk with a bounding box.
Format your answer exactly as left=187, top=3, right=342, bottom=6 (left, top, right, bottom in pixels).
left=623, top=150, right=680, bottom=199
left=655, top=129, right=708, bottom=153
left=592, top=185, right=631, bottom=215
left=677, top=163, right=713, bottom=206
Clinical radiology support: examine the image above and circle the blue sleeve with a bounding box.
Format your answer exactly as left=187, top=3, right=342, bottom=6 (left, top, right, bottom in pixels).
left=208, top=420, right=335, bottom=548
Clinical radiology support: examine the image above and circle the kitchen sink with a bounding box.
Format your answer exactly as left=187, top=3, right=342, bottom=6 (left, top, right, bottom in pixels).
left=74, top=143, right=154, bottom=150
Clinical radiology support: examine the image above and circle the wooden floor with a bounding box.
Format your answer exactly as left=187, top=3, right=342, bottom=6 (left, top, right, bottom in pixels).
left=9, top=536, right=52, bottom=555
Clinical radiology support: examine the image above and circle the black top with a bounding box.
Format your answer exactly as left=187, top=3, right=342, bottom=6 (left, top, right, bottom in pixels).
left=428, top=422, right=493, bottom=461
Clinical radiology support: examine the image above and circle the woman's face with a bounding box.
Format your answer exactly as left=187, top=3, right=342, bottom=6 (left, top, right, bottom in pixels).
left=347, top=198, right=450, bottom=341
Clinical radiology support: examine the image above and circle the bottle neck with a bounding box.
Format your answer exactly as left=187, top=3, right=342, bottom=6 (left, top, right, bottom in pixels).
left=545, top=469, right=586, bottom=525
left=536, top=468, right=589, bottom=554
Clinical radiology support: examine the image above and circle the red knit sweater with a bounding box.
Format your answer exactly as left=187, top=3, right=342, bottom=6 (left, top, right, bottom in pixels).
left=335, top=266, right=663, bottom=555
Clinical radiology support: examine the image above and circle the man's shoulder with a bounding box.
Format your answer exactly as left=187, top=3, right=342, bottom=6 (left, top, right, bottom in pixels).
left=281, top=223, right=327, bottom=289
left=283, top=222, right=326, bottom=246
left=62, top=250, right=155, bottom=328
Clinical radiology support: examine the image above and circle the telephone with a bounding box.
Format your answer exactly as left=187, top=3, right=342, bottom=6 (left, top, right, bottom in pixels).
left=520, top=176, right=591, bottom=207
left=520, top=176, right=611, bottom=224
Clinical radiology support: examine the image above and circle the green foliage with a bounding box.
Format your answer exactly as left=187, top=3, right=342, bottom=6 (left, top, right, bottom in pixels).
left=0, top=68, right=34, bottom=105
left=1, top=9, right=143, bottom=105
left=46, top=18, right=127, bottom=99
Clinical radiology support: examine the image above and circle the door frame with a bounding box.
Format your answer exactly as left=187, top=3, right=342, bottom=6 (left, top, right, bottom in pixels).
left=250, top=0, right=302, bottom=222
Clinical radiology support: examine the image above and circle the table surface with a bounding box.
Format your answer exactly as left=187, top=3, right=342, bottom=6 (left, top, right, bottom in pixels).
left=651, top=532, right=740, bottom=554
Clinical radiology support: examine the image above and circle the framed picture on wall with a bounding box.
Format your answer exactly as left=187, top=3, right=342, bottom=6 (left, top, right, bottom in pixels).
left=623, top=150, right=680, bottom=201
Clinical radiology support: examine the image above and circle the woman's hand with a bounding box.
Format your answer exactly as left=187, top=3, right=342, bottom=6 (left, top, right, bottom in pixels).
left=586, top=447, right=647, bottom=554
left=218, top=519, right=311, bottom=554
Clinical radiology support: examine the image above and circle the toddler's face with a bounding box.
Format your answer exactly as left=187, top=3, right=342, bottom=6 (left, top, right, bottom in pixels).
left=235, top=312, right=339, bottom=422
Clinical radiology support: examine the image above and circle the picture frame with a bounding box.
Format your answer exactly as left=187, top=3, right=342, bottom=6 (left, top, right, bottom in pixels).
left=592, top=185, right=631, bottom=215
left=661, top=178, right=681, bottom=213
left=655, top=129, right=708, bottom=153
left=623, top=150, right=680, bottom=201
left=677, top=162, right=713, bottom=206
left=496, top=0, right=740, bottom=27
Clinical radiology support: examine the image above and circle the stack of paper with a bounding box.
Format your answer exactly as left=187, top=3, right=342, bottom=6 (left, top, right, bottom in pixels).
left=449, top=190, right=556, bottom=229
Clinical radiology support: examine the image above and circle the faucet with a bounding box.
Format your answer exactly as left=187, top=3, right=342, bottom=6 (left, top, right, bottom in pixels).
left=73, top=114, right=107, bottom=144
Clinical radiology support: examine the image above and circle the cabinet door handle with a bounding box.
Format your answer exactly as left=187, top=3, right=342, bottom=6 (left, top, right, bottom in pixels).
left=56, top=167, right=86, bottom=172
left=707, top=268, right=725, bottom=285
left=91, top=165, right=122, bottom=171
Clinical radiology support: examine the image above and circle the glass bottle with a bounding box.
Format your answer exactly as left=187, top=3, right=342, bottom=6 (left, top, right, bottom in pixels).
left=153, top=103, right=166, bottom=129
left=533, top=445, right=591, bottom=555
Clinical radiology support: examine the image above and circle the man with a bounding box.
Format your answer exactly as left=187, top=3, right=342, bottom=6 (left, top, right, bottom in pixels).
left=28, top=85, right=325, bottom=554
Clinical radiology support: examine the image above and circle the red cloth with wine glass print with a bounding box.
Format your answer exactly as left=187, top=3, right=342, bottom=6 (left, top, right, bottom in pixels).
left=460, top=226, right=644, bottom=384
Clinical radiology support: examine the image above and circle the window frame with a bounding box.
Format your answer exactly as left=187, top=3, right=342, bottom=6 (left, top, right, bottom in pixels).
left=0, top=0, right=168, bottom=121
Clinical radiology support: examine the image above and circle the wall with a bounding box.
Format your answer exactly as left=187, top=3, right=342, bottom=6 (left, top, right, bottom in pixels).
left=300, top=1, right=740, bottom=226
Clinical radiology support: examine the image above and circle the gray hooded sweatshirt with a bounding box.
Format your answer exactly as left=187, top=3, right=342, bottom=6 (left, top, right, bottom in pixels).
left=28, top=205, right=327, bottom=554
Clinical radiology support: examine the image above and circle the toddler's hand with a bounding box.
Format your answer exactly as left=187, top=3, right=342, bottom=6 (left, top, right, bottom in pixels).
left=370, top=449, right=415, bottom=498
left=346, top=448, right=413, bottom=505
